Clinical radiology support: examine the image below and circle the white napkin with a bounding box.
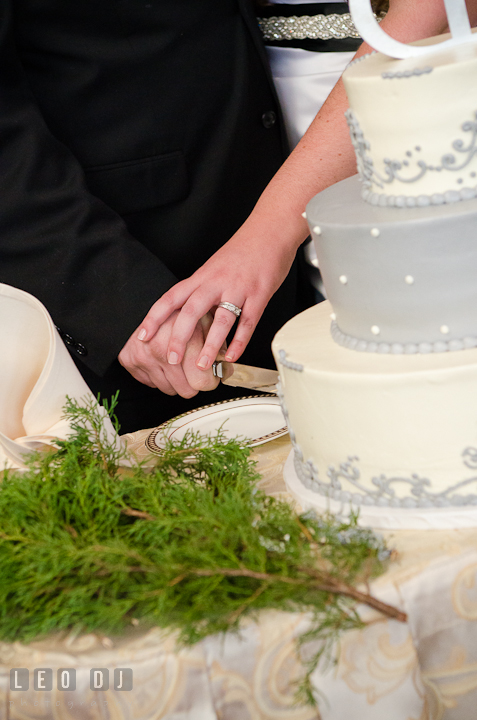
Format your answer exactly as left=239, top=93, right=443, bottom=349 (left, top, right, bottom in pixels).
left=0, top=283, right=118, bottom=470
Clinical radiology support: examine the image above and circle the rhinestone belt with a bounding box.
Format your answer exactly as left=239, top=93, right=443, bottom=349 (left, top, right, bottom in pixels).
left=258, top=13, right=375, bottom=42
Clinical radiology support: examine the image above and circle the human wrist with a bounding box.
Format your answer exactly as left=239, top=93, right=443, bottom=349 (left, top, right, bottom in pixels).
left=242, top=194, right=310, bottom=255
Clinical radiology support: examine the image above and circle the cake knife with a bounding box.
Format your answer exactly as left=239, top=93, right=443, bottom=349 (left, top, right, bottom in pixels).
left=212, top=361, right=279, bottom=394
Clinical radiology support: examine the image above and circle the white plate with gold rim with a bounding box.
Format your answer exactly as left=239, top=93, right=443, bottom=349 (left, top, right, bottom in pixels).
left=146, top=395, right=287, bottom=454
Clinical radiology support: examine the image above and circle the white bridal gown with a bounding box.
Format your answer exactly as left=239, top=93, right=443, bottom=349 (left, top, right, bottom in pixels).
left=265, top=0, right=356, bottom=148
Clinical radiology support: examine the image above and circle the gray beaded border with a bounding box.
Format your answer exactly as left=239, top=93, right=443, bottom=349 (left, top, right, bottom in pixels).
left=278, top=349, right=304, bottom=372
left=382, top=66, right=433, bottom=79
left=363, top=185, right=477, bottom=208
left=346, top=50, right=376, bottom=69
left=330, top=319, right=477, bottom=354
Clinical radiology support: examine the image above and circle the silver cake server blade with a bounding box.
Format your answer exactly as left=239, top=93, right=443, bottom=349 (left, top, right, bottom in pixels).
left=212, top=362, right=279, bottom=394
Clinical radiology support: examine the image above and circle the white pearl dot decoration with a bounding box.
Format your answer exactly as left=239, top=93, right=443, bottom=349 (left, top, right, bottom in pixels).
left=330, top=313, right=336, bottom=320
left=404, top=275, right=414, bottom=285
left=301, top=211, right=307, bottom=219
left=313, top=225, right=322, bottom=235
left=339, top=275, right=348, bottom=285
left=370, top=227, right=380, bottom=237
left=371, top=325, right=380, bottom=335
left=440, top=325, right=450, bottom=334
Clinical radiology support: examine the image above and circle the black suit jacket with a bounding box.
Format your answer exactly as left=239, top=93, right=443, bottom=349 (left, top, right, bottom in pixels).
left=1, top=0, right=306, bottom=387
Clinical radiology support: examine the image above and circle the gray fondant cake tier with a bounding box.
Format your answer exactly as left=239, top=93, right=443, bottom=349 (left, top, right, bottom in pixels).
left=306, top=174, right=477, bottom=352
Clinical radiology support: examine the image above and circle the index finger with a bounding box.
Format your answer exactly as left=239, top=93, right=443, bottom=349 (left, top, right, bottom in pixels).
left=180, top=322, right=221, bottom=393
left=138, top=280, right=197, bottom=342
left=166, top=293, right=223, bottom=365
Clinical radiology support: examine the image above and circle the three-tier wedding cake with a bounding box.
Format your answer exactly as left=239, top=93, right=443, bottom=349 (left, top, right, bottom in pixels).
left=272, top=7, right=477, bottom=528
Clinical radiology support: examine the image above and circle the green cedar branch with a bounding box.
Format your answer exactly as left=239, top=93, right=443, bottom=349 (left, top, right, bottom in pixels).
left=0, top=394, right=403, bottom=707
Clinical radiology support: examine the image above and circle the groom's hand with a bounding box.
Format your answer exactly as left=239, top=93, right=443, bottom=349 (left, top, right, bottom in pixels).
left=118, top=310, right=220, bottom=397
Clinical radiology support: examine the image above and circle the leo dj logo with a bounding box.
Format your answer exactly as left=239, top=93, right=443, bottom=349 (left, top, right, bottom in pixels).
left=10, top=668, right=133, bottom=691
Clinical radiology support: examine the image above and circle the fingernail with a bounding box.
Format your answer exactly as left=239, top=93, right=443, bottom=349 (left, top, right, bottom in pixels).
left=224, top=353, right=234, bottom=362
left=168, top=351, right=179, bottom=365
left=197, top=355, right=209, bottom=369
left=138, top=328, right=147, bottom=341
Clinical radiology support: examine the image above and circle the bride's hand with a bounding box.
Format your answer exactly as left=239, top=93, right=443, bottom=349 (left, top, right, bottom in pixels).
left=136, top=225, right=300, bottom=370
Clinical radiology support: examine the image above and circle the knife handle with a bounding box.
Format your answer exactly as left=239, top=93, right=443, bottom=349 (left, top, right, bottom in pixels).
left=212, top=361, right=224, bottom=378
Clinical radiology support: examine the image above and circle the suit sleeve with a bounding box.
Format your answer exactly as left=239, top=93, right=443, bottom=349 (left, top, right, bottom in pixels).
left=0, top=1, right=178, bottom=376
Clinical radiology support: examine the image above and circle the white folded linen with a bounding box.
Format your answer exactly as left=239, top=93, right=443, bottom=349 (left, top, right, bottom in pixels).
left=0, top=283, right=118, bottom=470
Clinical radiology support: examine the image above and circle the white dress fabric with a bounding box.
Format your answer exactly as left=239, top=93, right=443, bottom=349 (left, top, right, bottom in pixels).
left=265, top=0, right=356, bottom=149
left=0, top=283, right=118, bottom=470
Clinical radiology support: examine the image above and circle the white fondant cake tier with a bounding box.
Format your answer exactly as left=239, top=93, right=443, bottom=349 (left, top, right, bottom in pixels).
left=343, top=30, right=477, bottom=204
left=272, top=301, right=477, bottom=514
left=306, top=174, right=477, bottom=351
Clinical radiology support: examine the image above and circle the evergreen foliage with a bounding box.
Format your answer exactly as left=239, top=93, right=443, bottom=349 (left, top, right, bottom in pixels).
left=0, top=396, right=402, bottom=704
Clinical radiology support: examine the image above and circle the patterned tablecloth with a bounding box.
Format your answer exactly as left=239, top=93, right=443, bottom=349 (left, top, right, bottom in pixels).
left=1, top=432, right=477, bottom=720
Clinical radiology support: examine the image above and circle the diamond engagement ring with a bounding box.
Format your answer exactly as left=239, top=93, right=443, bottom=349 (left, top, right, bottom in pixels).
left=218, top=301, right=242, bottom=317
